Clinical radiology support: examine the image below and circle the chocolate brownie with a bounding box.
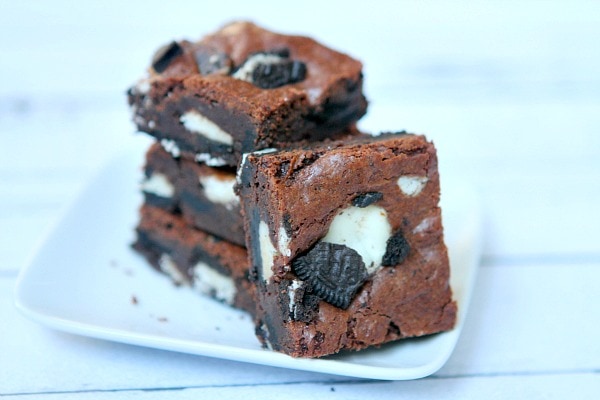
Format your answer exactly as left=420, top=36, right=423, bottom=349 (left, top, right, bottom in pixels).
left=127, top=21, right=368, bottom=167
left=237, top=132, right=457, bottom=357
left=141, top=143, right=245, bottom=246
left=133, top=204, right=255, bottom=315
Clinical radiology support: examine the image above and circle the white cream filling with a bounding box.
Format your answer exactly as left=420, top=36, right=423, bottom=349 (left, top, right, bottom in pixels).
left=306, top=87, right=322, bottom=104
left=232, top=53, right=285, bottom=83
left=259, top=221, right=278, bottom=282
left=136, top=79, right=151, bottom=94
left=199, top=175, right=239, bottom=210
left=160, top=139, right=181, bottom=158
left=194, top=153, right=228, bottom=167
left=180, top=110, right=233, bottom=145
left=398, top=175, right=428, bottom=197
left=278, top=225, right=291, bottom=257
left=260, top=323, right=274, bottom=350
left=192, top=262, right=236, bottom=305
left=158, top=254, right=188, bottom=285
left=141, top=172, right=174, bottom=198
left=413, top=216, right=438, bottom=234
left=322, top=205, right=392, bottom=274
left=237, top=148, right=277, bottom=184
left=288, top=279, right=303, bottom=318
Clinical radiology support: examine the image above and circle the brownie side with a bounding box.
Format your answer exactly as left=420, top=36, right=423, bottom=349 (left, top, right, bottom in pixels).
left=238, top=132, right=456, bottom=357
left=142, top=143, right=246, bottom=246
left=128, top=21, right=367, bottom=167
left=132, top=204, right=255, bottom=315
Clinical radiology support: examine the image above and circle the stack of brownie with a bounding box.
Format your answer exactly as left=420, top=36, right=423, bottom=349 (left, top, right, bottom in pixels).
left=128, top=21, right=456, bottom=358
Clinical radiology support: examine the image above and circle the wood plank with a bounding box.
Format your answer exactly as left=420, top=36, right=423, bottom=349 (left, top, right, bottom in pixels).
left=2, top=373, right=598, bottom=399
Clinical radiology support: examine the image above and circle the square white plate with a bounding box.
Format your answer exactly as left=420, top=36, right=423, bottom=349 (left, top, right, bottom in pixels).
left=15, top=146, right=483, bottom=380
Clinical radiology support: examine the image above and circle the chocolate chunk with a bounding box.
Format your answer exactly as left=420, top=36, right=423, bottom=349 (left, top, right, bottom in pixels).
left=255, top=47, right=290, bottom=58
left=352, top=192, right=383, bottom=208
left=234, top=51, right=307, bottom=89
left=292, top=242, right=367, bottom=309
left=152, top=41, right=184, bottom=73
left=195, top=48, right=232, bottom=75
left=282, top=213, right=294, bottom=237
left=251, top=59, right=306, bottom=89
left=382, top=230, right=410, bottom=266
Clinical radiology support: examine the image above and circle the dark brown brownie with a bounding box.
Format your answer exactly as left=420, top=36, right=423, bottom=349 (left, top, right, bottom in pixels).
left=133, top=204, right=255, bottom=315
left=237, top=132, right=457, bottom=357
left=127, top=21, right=367, bottom=167
left=141, top=143, right=245, bottom=246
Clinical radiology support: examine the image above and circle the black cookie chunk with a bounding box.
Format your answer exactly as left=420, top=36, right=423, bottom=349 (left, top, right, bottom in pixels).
left=352, top=192, right=383, bottom=208
left=152, top=41, right=184, bottom=73
left=234, top=51, right=307, bottom=89
left=292, top=242, right=367, bottom=309
left=283, top=280, right=320, bottom=322
left=382, top=230, right=410, bottom=266
left=195, top=47, right=233, bottom=75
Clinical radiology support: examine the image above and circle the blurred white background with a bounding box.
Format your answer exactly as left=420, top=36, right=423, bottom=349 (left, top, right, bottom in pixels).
left=1, top=0, right=599, bottom=271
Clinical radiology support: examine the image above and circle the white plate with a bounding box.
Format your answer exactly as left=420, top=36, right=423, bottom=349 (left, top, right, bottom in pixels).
left=14, top=146, right=483, bottom=381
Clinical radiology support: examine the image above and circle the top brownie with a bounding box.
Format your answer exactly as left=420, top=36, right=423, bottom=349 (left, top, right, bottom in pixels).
left=128, top=21, right=368, bottom=167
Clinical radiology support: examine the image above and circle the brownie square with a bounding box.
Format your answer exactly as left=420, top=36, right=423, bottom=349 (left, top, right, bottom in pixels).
left=141, top=143, right=245, bottom=246
left=133, top=204, right=255, bottom=315
left=237, top=132, right=457, bottom=357
left=127, top=21, right=367, bottom=167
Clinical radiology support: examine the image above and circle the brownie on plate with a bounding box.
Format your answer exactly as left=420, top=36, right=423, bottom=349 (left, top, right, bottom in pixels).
left=141, top=143, right=245, bottom=246
left=237, top=131, right=457, bottom=357
left=127, top=21, right=367, bottom=168
left=133, top=204, right=255, bottom=315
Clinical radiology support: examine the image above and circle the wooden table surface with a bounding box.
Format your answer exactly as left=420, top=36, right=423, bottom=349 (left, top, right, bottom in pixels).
left=1, top=1, right=599, bottom=398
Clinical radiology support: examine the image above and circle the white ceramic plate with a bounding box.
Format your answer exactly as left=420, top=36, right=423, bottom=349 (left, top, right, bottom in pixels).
left=15, top=147, right=483, bottom=380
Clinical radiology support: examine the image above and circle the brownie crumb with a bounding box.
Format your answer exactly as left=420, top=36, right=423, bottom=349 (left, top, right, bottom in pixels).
left=131, top=295, right=138, bottom=305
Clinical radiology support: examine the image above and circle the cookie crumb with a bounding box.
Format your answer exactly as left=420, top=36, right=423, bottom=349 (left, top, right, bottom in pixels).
left=131, top=295, right=138, bottom=305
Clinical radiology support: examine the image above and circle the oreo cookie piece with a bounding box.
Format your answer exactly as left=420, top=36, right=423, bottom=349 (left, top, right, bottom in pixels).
left=194, top=47, right=233, bottom=75
left=152, top=41, right=184, bottom=73
left=382, top=230, right=410, bottom=266
left=352, top=192, right=383, bottom=208
left=292, top=242, right=368, bottom=309
left=232, top=51, right=307, bottom=89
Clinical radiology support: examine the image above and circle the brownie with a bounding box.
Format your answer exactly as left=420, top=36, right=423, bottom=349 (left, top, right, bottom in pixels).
left=141, top=143, right=245, bottom=246
left=132, top=204, right=255, bottom=315
left=237, top=132, right=457, bottom=357
left=127, top=21, right=368, bottom=167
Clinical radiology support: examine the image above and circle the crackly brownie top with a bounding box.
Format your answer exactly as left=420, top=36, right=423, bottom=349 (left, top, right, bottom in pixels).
left=143, top=21, right=363, bottom=104
left=240, top=131, right=441, bottom=265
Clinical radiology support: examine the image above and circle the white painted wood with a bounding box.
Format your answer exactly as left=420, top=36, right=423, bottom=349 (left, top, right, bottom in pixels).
left=1, top=373, right=599, bottom=399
